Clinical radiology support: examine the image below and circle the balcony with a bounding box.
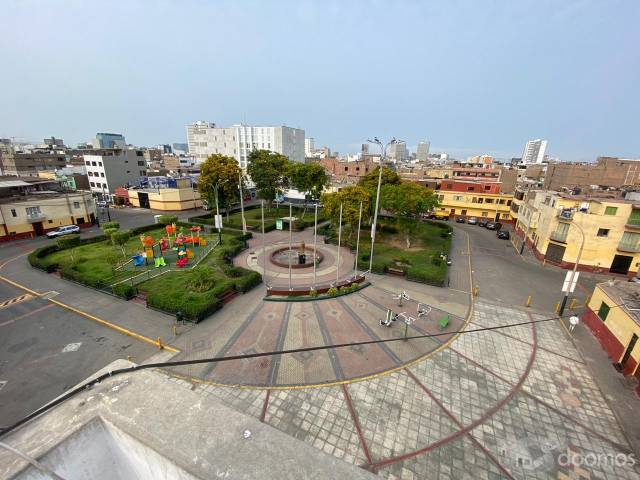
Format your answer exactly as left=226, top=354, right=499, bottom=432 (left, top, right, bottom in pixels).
left=626, top=212, right=640, bottom=229
left=618, top=241, right=640, bottom=253
left=26, top=213, right=46, bottom=223
left=557, top=209, right=574, bottom=222
left=549, top=231, right=568, bottom=243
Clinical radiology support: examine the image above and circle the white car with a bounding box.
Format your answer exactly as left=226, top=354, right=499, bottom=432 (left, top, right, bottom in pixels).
left=46, top=225, right=80, bottom=238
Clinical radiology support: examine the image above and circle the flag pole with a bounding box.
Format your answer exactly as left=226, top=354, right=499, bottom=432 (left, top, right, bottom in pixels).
left=261, top=200, right=266, bottom=285
left=313, top=203, right=318, bottom=288
left=336, top=202, right=343, bottom=284
left=239, top=171, right=246, bottom=235
left=288, top=202, right=293, bottom=291
left=354, top=201, right=362, bottom=279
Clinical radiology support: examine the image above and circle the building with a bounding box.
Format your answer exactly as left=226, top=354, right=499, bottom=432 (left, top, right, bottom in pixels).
left=304, top=138, right=315, bottom=157
left=92, top=133, right=126, bottom=149
left=436, top=180, right=513, bottom=222
left=544, top=157, right=640, bottom=191
left=521, top=139, right=548, bottom=164
left=515, top=191, right=640, bottom=276
left=317, top=157, right=375, bottom=182
left=416, top=141, right=430, bottom=162
left=0, top=176, right=96, bottom=240
left=83, top=149, right=146, bottom=200
left=38, top=167, right=90, bottom=191
left=128, top=177, right=201, bottom=211
left=186, top=121, right=305, bottom=168
left=582, top=281, right=640, bottom=382
left=43, top=137, right=65, bottom=148
left=0, top=151, right=69, bottom=176
left=387, top=141, right=408, bottom=163
left=172, top=143, right=188, bottom=155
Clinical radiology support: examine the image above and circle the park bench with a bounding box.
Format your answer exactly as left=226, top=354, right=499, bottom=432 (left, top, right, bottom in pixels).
left=387, top=267, right=405, bottom=276
left=439, top=315, right=450, bottom=330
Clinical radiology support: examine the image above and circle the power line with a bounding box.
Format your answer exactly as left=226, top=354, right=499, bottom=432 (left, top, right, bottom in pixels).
left=0, top=308, right=585, bottom=438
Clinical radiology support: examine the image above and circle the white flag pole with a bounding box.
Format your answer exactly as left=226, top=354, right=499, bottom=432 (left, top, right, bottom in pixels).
left=313, top=203, right=318, bottom=288
left=354, top=201, right=363, bottom=279
left=336, top=202, right=343, bottom=284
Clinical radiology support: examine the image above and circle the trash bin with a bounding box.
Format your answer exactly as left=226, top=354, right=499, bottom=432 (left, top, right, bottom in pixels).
left=176, top=311, right=184, bottom=324
left=154, top=214, right=162, bottom=224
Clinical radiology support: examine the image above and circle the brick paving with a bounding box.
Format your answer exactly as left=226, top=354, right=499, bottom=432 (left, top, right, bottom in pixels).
left=169, top=298, right=640, bottom=479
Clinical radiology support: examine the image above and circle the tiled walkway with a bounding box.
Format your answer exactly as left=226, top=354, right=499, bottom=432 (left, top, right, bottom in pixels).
left=165, top=299, right=640, bottom=479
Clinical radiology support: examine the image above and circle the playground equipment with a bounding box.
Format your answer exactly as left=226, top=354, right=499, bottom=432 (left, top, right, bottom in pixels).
left=393, top=290, right=410, bottom=306
left=396, top=312, right=415, bottom=339
left=379, top=309, right=398, bottom=327
left=417, top=303, right=431, bottom=318
left=132, top=254, right=145, bottom=267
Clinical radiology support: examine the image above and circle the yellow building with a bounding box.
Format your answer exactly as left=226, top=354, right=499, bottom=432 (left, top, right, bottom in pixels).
left=128, top=187, right=202, bottom=211
left=515, top=191, right=640, bottom=276
left=583, top=281, right=640, bottom=380
left=0, top=191, right=96, bottom=240
left=436, top=183, right=514, bottom=222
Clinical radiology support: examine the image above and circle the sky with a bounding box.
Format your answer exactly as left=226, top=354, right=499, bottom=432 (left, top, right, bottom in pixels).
left=1, top=0, right=639, bottom=161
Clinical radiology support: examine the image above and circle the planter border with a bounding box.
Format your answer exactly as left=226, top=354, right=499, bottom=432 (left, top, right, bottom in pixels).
left=264, top=282, right=371, bottom=302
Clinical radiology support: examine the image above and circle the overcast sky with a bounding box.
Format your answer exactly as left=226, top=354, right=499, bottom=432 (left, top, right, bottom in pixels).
left=1, top=0, right=639, bottom=161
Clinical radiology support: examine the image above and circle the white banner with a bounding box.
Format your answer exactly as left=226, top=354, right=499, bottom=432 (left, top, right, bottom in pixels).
left=214, top=214, right=223, bottom=229
left=562, top=271, right=580, bottom=293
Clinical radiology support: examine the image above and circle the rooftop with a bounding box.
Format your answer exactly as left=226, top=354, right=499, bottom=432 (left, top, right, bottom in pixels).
left=599, top=281, right=640, bottom=326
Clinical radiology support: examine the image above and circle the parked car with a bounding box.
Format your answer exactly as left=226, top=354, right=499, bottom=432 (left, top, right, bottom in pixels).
left=96, top=200, right=108, bottom=208
left=486, top=221, right=496, bottom=230
left=497, top=230, right=510, bottom=240
left=467, top=217, right=478, bottom=225
left=46, top=225, right=80, bottom=238
left=478, top=218, right=489, bottom=227
left=455, top=216, right=466, bottom=223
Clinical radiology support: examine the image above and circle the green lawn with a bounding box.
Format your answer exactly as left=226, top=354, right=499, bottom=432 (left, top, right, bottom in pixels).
left=322, top=220, right=452, bottom=285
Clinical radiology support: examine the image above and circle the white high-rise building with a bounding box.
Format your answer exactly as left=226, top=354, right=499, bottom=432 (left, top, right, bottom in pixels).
left=305, top=138, right=315, bottom=157
left=416, top=141, right=430, bottom=162
left=186, top=121, right=305, bottom=168
left=387, top=141, right=408, bottom=163
left=521, top=139, right=548, bottom=164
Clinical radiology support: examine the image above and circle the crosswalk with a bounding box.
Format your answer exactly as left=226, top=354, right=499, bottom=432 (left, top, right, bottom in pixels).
left=0, top=294, right=33, bottom=310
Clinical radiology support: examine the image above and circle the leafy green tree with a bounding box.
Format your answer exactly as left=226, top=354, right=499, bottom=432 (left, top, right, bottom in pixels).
left=111, top=230, right=132, bottom=257
left=198, top=154, right=242, bottom=220
left=357, top=166, right=401, bottom=192
left=247, top=150, right=289, bottom=209
left=380, top=182, right=440, bottom=248
left=321, top=185, right=371, bottom=239
left=287, top=162, right=328, bottom=217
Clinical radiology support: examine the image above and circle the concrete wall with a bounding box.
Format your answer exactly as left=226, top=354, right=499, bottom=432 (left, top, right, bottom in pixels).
left=129, top=188, right=202, bottom=211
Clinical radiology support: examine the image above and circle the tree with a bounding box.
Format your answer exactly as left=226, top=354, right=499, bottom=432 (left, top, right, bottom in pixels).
left=287, top=162, right=328, bottom=217
left=380, top=182, right=440, bottom=248
left=321, top=185, right=371, bottom=239
left=357, top=166, right=401, bottom=192
left=111, top=230, right=132, bottom=257
left=247, top=150, right=289, bottom=209
left=198, top=154, right=242, bottom=220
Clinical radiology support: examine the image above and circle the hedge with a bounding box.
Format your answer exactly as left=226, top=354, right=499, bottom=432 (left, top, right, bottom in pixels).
left=130, top=224, right=161, bottom=235
left=234, top=269, right=262, bottom=293
left=28, top=245, right=61, bottom=272
left=146, top=292, right=223, bottom=323
left=60, top=263, right=108, bottom=289
left=111, top=283, right=138, bottom=300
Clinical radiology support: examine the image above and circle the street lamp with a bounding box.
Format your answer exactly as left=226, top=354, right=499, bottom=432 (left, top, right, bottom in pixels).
left=366, top=137, right=400, bottom=273
left=558, top=221, right=585, bottom=316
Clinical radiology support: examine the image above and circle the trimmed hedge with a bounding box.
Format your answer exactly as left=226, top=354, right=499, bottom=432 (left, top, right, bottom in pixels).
left=130, top=224, right=162, bottom=235
left=28, top=245, right=61, bottom=272
left=112, top=283, right=137, bottom=300
left=146, top=291, right=223, bottom=322
left=234, top=269, right=262, bottom=293
left=157, top=215, right=178, bottom=225
left=60, top=263, right=108, bottom=289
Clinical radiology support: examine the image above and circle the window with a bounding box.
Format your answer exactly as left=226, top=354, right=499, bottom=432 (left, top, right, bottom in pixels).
left=88, top=171, right=93, bottom=176
left=140, top=170, right=145, bottom=176
left=136, top=151, right=143, bottom=157
left=597, top=301, right=610, bottom=321
left=25, top=206, right=41, bottom=218
left=10, top=209, right=16, bottom=217
left=604, top=206, right=618, bottom=216
left=125, top=160, right=128, bottom=163
left=597, top=228, right=610, bottom=237
left=453, top=195, right=463, bottom=201
left=126, top=170, right=130, bottom=174
left=620, top=231, right=640, bottom=250
left=485, top=198, right=494, bottom=204
left=90, top=182, right=95, bottom=187
left=502, top=213, right=510, bottom=219
left=344, top=166, right=348, bottom=171
left=138, top=161, right=144, bottom=166
left=629, top=209, right=640, bottom=224
left=92, top=161, right=97, bottom=166
left=478, top=198, right=484, bottom=204
left=481, top=212, right=488, bottom=217
left=507, top=200, right=512, bottom=206
left=85, top=161, right=90, bottom=166
left=73, top=202, right=80, bottom=209
left=467, top=186, right=474, bottom=191
left=100, top=173, right=105, bottom=177
left=98, top=162, right=102, bottom=166
left=484, top=185, right=491, bottom=190
left=438, top=195, right=444, bottom=201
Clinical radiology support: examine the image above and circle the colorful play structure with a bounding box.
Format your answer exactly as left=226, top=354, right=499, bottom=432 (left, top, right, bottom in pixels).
left=131, top=223, right=206, bottom=269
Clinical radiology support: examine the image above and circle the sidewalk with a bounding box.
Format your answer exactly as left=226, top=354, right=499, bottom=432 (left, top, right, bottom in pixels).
left=0, top=255, right=186, bottom=349
left=564, top=317, right=640, bottom=455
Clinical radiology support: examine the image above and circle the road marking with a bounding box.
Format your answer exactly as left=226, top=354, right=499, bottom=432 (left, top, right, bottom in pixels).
left=0, top=304, right=54, bottom=327
left=0, top=380, right=6, bottom=392
left=0, top=294, right=33, bottom=309
left=62, top=342, right=82, bottom=353
left=0, top=275, right=40, bottom=296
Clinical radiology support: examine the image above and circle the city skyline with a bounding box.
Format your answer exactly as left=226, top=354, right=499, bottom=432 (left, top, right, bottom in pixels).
left=1, top=1, right=639, bottom=161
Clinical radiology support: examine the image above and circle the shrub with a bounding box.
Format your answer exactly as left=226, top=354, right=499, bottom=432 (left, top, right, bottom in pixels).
left=102, top=228, right=118, bottom=239
left=130, top=224, right=160, bottom=235
left=28, top=245, right=60, bottom=272
left=80, top=234, right=108, bottom=245
left=60, top=263, right=108, bottom=289
left=327, top=287, right=339, bottom=296
left=188, top=266, right=216, bottom=293
left=431, top=255, right=442, bottom=266
left=101, top=221, right=120, bottom=231
left=350, top=282, right=359, bottom=292
left=234, top=270, right=262, bottom=293
left=379, top=223, right=398, bottom=234
left=157, top=215, right=178, bottom=225
left=111, top=230, right=132, bottom=256
left=146, top=293, right=223, bottom=323
left=221, top=264, right=245, bottom=278
left=308, top=288, right=318, bottom=297
left=112, top=283, right=137, bottom=300
left=56, top=234, right=80, bottom=250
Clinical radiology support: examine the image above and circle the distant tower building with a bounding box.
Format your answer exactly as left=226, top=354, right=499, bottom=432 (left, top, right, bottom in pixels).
left=361, top=144, right=369, bottom=155
left=416, top=141, right=430, bottom=162
left=521, top=139, right=548, bottom=164
left=305, top=138, right=315, bottom=157
left=92, top=133, right=126, bottom=149
left=387, top=141, right=408, bottom=163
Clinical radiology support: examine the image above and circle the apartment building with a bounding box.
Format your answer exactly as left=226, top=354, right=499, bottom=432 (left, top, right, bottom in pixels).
left=544, top=157, right=640, bottom=191
left=515, top=191, right=640, bottom=276
left=521, top=139, right=548, bottom=164
left=0, top=151, right=68, bottom=176
left=435, top=180, right=513, bottom=222
left=416, top=141, right=430, bottom=162
left=186, top=121, right=305, bottom=168
left=0, top=176, right=95, bottom=240
left=83, top=149, right=146, bottom=200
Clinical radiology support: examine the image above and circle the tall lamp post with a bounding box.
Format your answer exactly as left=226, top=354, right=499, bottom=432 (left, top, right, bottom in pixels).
left=558, top=220, right=585, bottom=316
left=366, top=137, right=399, bottom=273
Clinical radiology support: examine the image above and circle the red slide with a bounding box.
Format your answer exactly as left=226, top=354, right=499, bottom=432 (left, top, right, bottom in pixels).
left=176, top=257, right=189, bottom=268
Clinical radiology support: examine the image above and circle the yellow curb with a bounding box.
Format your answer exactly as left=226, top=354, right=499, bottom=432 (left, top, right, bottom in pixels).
left=48, top=298, right=180, bottom=353
left=0, top=275, right=40, bottom=296
left=161, top=231, right=476, bottom=391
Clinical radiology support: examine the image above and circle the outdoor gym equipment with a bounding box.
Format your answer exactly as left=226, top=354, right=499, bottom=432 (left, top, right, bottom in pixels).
left=417, top=303, right=431, bottom=318
left=379, top=309, right=398, bottom=327
left=393, top=290, right=410, bottom=306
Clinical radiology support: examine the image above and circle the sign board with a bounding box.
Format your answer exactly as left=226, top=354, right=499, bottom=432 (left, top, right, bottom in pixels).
left=214, top=214, right=223, bottom=229
left=562, top=271, right=580, bottom=293
left=276, top=219, right=283, bottom=231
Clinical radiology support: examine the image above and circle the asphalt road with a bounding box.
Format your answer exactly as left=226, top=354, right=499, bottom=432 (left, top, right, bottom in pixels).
left=0, top=281, right=156, bottom=429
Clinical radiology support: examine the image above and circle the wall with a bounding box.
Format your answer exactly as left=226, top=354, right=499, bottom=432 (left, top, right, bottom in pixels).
left=436, top=190, right=513, bottom=221
left=129, top=188, right=202, bottom=211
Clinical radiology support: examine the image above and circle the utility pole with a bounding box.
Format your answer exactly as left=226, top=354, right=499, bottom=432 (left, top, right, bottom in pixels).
left=215, top=184, right=222, bottom=245
left=558, top=221, right=585, bottom=316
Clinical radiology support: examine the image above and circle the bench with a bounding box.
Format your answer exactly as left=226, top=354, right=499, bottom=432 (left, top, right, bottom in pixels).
left=387, top=267, right=405, bottom=276
left=439, top=315, right=450, bottom=330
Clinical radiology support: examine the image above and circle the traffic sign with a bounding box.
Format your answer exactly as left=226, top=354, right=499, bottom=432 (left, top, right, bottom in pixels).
left=562, top=271, right=580, bottom=293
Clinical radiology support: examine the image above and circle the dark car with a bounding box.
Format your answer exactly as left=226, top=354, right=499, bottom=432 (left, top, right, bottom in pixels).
left=486, top=221, right=497, bottom=230
left=455, top=216, right=466, bottom=223
left=478, top=218, right=489, bottom=227
left=497, top=230, right=510, bottom=239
